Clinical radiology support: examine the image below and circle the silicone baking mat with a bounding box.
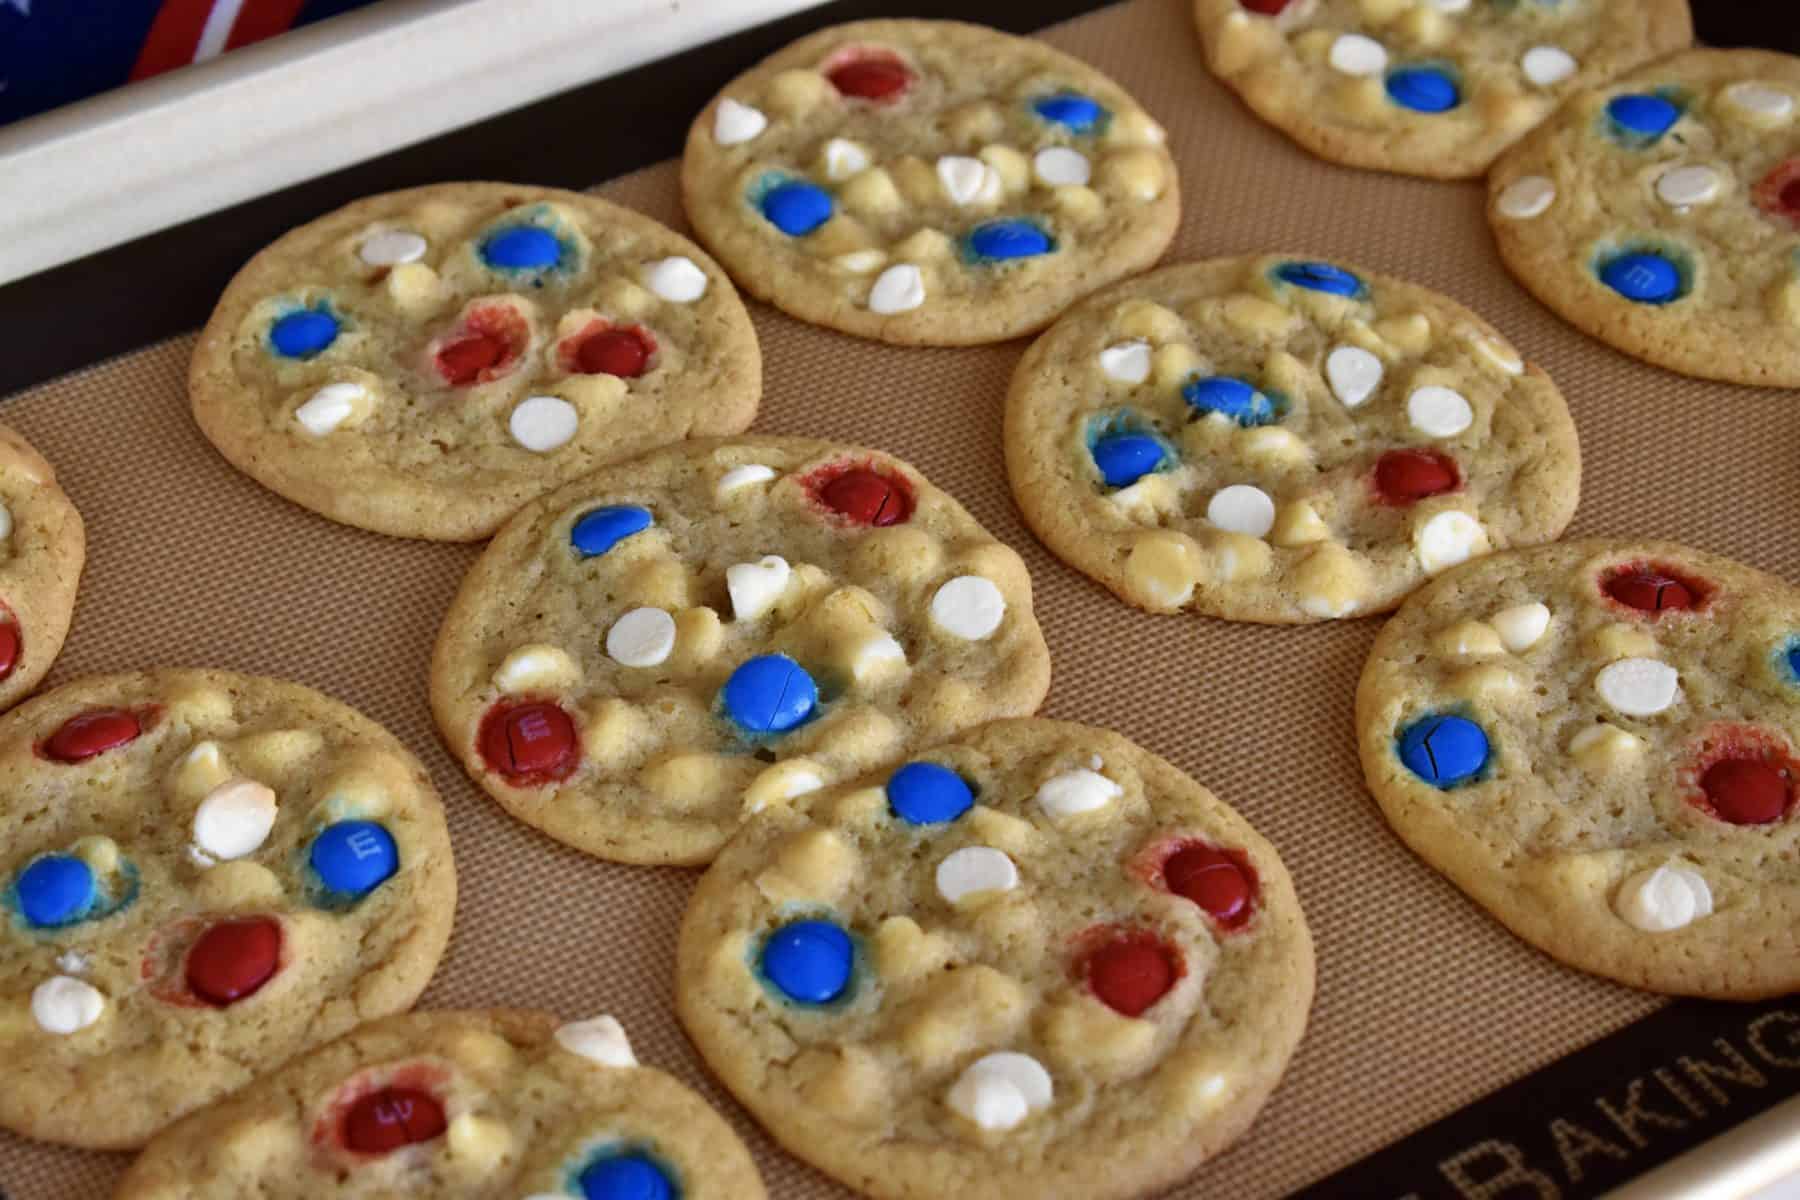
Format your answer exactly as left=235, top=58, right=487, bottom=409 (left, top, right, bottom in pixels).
left=3, top=1, right=1799, bottom=1196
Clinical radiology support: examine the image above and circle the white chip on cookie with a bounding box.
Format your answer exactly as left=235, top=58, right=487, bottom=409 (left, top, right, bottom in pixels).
left=1325, top=345, right=1382, bottom=407
left=1099, top=341, right=1153, bottom=384
left=606, top=608, right=678, bottom=668
left=869, top=264, right=926, bottom=314
left=192, top=779, right=279, bottom=861
left=295, top=383, right=366, bottom=436
left=31, top=976, right=105, bottom=1035
left=713, top=98, right=768, bottom=145
left=717, top=463, right=778, bottom=500
left=946, top=1052, right=1053, bottom=1131
left=508, top=396, right=579, bottom=453
left=935, top=846, right=1020, bottom=904
left=646, top=256, right=710, bottom=302
left=1036, top=767, right=1121, bottom=818
left=1490, top=602, right=1550, bottom=652
left=930, top=576, right=1005, bottom=640
left=1594, top=657, right=1680, bottom=716
left=554, top=1014, right=638, bottom=1067
left=1615, top=864, right=1713, bottom=933
left=727, top=556, right=792, bottom=621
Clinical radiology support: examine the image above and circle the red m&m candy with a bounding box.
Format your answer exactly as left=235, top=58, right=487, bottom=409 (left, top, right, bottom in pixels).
left=1083, top=930, right=1181, bottom=1018
left=1240, top=0, right=1293, bottom=12
left=825, top=50, right=912, bottom=102
left=185, top=916, right=282, bottom=1006
left=806, top=463, right=916, bottom=526
left=434, top=305, right=527, bottom=387
left=42, top=707, right=142, bottom=763
left=1700, top=758, right=1791, bottom=825
left=343, top=1087, right=447, bottom=1155
left=562, top=320, right=656, bottom=379
left=0, top=614, right=19, bottom=683
left=1602, top=563, right=1705, bottom=614
left=1754, top=159, right=1800, bottom=229
left=1164, top=843, right=1256, bottom=928
left=477, top=700, right=580, bottom=782
left=1373, top=449, right=1459, bottom=504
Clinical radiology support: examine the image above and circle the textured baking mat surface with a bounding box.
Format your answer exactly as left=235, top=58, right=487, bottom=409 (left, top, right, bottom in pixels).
left=5, top=1, right=1798, bottom=1196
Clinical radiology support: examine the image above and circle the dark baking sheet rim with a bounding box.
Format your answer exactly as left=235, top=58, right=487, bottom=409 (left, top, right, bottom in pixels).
left=0, top=1, right=1796, bottom=1197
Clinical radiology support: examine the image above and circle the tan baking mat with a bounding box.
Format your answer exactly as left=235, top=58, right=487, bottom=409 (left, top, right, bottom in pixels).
left=6, top=1, right=1799, bottom=1195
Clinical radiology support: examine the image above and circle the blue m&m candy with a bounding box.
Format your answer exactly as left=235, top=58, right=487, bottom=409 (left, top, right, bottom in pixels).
left=15, top=854, right=96, bottom=928
left=269, top=309, right=339, bottom=359
left=570, top=505, right=654, bottom=558
left=1091, top=432, right=1167, bottom=488
left=886, top=762, right=974, bottom=825
left=759, top=180, right=834, bottom=237
left=761, top=918, right=854, bottom=1004
left=966, top=219, right=1055, bottom=262
left=1785, top=639, right=1800, bottom=681
left=480, top=225, right=563, bottom=271
left=580, top=1152, right=676, bottom=1200
left=1032, top=92, right=1104, bottom=133
left=1607, top=94, right=1680, bottom=140
left=1273, top=260, right=1364, bottom=298
left=1181, top=376, right=1279, bottom=427
left=1386, top=67, right=1460, bottom=114
left=309, top=821, right=398, bottom=898
left=1599, top=251, right=1683, bottom=304
left=1397, top=715, right=1490, bottom=788
left=722, top=655, right=818, bottom=735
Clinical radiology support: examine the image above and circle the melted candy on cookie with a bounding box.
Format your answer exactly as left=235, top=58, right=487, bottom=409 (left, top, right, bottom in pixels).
left=1032, top=92, right=1105, bottom=134
left=965, top=219, right=1056, bottom=262
left=760, top=918, right=854, bottom=1004
left=479, top=225, right=564, bottom=272
left=0, top=610, right=22, bottom=683
left=1079, top=927, right=1183, bottom=1018
left=721, top=655, right=819, bottom=735
left=580, top=1151, right=678, bottom=1200
left=886, top=761, right=975, bottom=825
left=1606, top=93, right=1682, bottom=143
left=1373, top=449, right=1460, bottom=504
left=1753, top=159, right=1800, bottom=230
left=342, top=1086, right=448, bottom=1154
left=1397, top=713, right=1490, bottom=787
left=269, top=308, right=339, bottom=360
left=563, top=321, right=657, bottom=378
left=40, top=707, right=144, bottom=763
left=1161, top=841, right=1257, bottom=929
left=1386, top=66, right=1461, bottom=114
left=478, top=700, right=581, bottom=783
left=1683, top=726, right=1797, bottom=826
left=185, top=916, right=282, bottom=1006
left=804, top=462, right=915, bottom=526
left=434, top=304, right=529, bottom=387
left=570, top=505, right=656, bottom=558
left=309, top=821, right=399, bottom=901
left=824, top=47, right=913, bottom=102
left=1601, top=562, right=1709, bottom=614
left=14, top=854, right=96, bottom=928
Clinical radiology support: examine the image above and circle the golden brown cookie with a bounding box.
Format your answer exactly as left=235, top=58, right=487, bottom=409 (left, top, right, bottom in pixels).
left=0, top=423, right=84, bottom=713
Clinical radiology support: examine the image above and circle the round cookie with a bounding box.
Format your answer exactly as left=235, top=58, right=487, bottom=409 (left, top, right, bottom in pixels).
left=680, top=19, right=1180, bottom=345
left=0, top=424, right=84, bottom=712
left=190, top=182, right=761, bottom=541
left=429, top=436, right=1051, bottom=866
left=1356, top=539, right=1800, bottom=999
left=0, top=670, right=455, bottom=1148
left=676, top=718, right=1313, bottom=1200
left=1489, top=49, right=1800, bottom=387
left=1194, top=0, right=1690, bottom=179
left=1004, top=255, right=1580, bottom=623
left=114, top=1009, right=766, bottom=1199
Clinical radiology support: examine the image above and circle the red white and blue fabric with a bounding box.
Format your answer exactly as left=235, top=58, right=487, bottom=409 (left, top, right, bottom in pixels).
left=0, top=0, right=382, bottom=128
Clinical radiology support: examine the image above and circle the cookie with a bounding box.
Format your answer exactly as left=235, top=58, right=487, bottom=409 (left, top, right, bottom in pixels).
left=0, top=670, right=455, bottom=1148
left=676, top=718, right=1313, bottom=1200
left=114, top=1009, right=765, bottom=1199
left=429, top=436, right=1050, bottom=866
left=1489, top=49, right=1800, bottom=387
left=0, top=424, right=84, bottom=712
left=1194, top=0, right=1690, bottom=179
left=680, top=19, right=1180, bottom=345
left=190, top=182, right=761, bottom=541
left=1356, top=539, right=1800, bottom=999
left=1004, top=255, right=1580, bottom=624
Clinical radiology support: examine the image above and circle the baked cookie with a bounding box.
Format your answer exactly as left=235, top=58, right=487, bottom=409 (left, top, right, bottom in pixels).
left=0, top=670, right=455, bottom=1148
left=0, top=424, right=84, bottom=712
left=1194, top=0, right=1690, bottom=179
left=1356, top=539, right=1800, bottom=999
left=114, top=1009, right=765, bottom=1199
left=676, top=718, right=1313, bottom=1200
left=1004, top=255, right=1580, bottom=624
left=190, top=182, right=760, bottom=541
left=680, top=19, right=1180, bottom=345
left=429, top=437, right=1051, bottom=866
left=1489, top=48, right=1800, bottom=387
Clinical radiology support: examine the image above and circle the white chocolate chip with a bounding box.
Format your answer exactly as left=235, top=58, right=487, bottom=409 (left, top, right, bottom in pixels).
left=1407, top=385, right=1474, bottom=437
left=32, top=976, right=104, bottom=1035
left=1655, top=165, right=1722, bottom=208
left=834, top=249, right=887, bottom=274
left=936, top=156, right=1001, bottom=205
left=1431, top=0, right=1470, bottom=10
left=726, top=555, right=792, bottom=622
left=717, top=463, right=777, bottom=500
left=930, top=576, right=1005, bottom=641
left=554, top=1015, right=638, bottom=1067
left=946, top=1053, right=1053, bottom=1131
left=1520, top=46, right=1577, bottom=87
left=1036, top=768, right=1121, bottom=819
left=850, top=633, right=906, bottom=679
left=508, top=395, right=578, bottom=452
left=869, top=264, right=925, bottom=314
left=1496, top=175, right=1555, bottom=220
left=645, top=256, right=709, bottom=303
left=1616, top=864, right=1713, bottom=933
left=357, top=230, right=426, bottom=266
left=823, top=138, right=871, bottom=181
left=1328, top=34, right=1388, bottom=77
left=192, top=779, right=278, bottom=861
left=1595, top=657, right=1680, bottom=717
left=935, top=847, right=1020, bottom=904
left=1465, top=329, right=1524, bottom=375
left=295, top=382, right=365, bottom=436
left=1033, top=147, right=1091, bottom=187
left=1723, top=81, right=1793, bottom=122
left=0, top=502, right=12, bottom=540
left=713, top=98, right=767, bottom=145
left=1206, top=485, right=1276, bottom=538
left=1491, top=603, right=1550, bottom=652
left=493, top=643, right=579, bottom=692
left=1326, top=345, right=1382, bottom=407
left=1415, top=511, right=1488, bottom=574
left=606, top=608, right=677, bottom=668
left=1098, top=341, right=1152, bottom=383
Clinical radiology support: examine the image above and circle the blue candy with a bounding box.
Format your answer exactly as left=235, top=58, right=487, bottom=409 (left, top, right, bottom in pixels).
left=15, top=854, right=96, bottom=929
left=571, top=506, right=654, bottom=558
left=1787, top=640, right=1800, bottom=682
left=580, top=1152, right=676, bottom=1200
left=1181, top=376, right=1279, bottom=427
left=1386, top=67, right=1461, bottom=113
left=269, top=309, right=339, bottom=359
left=309, top=821, right=398, bottom=898
left=761, top=919, right=854, bottom=1004
left=1607, top=94, right=1680, bottom=140
left=722, top=655, right=818, bottom=735
left=1032, top=92, right=1104, bottom=133
left=1272, top=260, right=1364, bottom=298
left=480, top=225, right=563, bottom=271
left=1599, top=251, right=1683, bottom=304
left=966, top=219, right=1055, bottom=262
left=759, top=180, right=834, bottom=237
left=886, top=762, right=974, bottom=825
left=1397, top=715, right=1490, bottom=788
left=1090, top=432, right=1167, bottom=488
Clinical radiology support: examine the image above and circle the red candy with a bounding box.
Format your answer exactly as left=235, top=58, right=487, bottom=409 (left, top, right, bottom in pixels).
left=477, top=700, right=580, bottom=782
left=1164, top=844, right=1256, bottom=927
left=0, top=614, right=19, bottom=683
left=1240, top=0, right=1293, bottom=11
left=571, top=325, right=656, bottom=378
left=342, top=1087, right=447, bottom=1155
left=1084, top=932, right=1180, bottom=1018
left=434, top=305, right=527, bottom=386
left=185, top=916, right=282, bottom=1006
left=1754, top=159, right=1800, bottom=229
left=42, top=707, right=142, bottom=763
left=1701, top=759, right=1791, bottom=825
left=1373, top=449, right=1459, bottom=504
left=805, top=463, right=916, bottom=526
left=1602, top=563, right=1706, bottom=614
left=825, top=50, right=912, bottom=102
